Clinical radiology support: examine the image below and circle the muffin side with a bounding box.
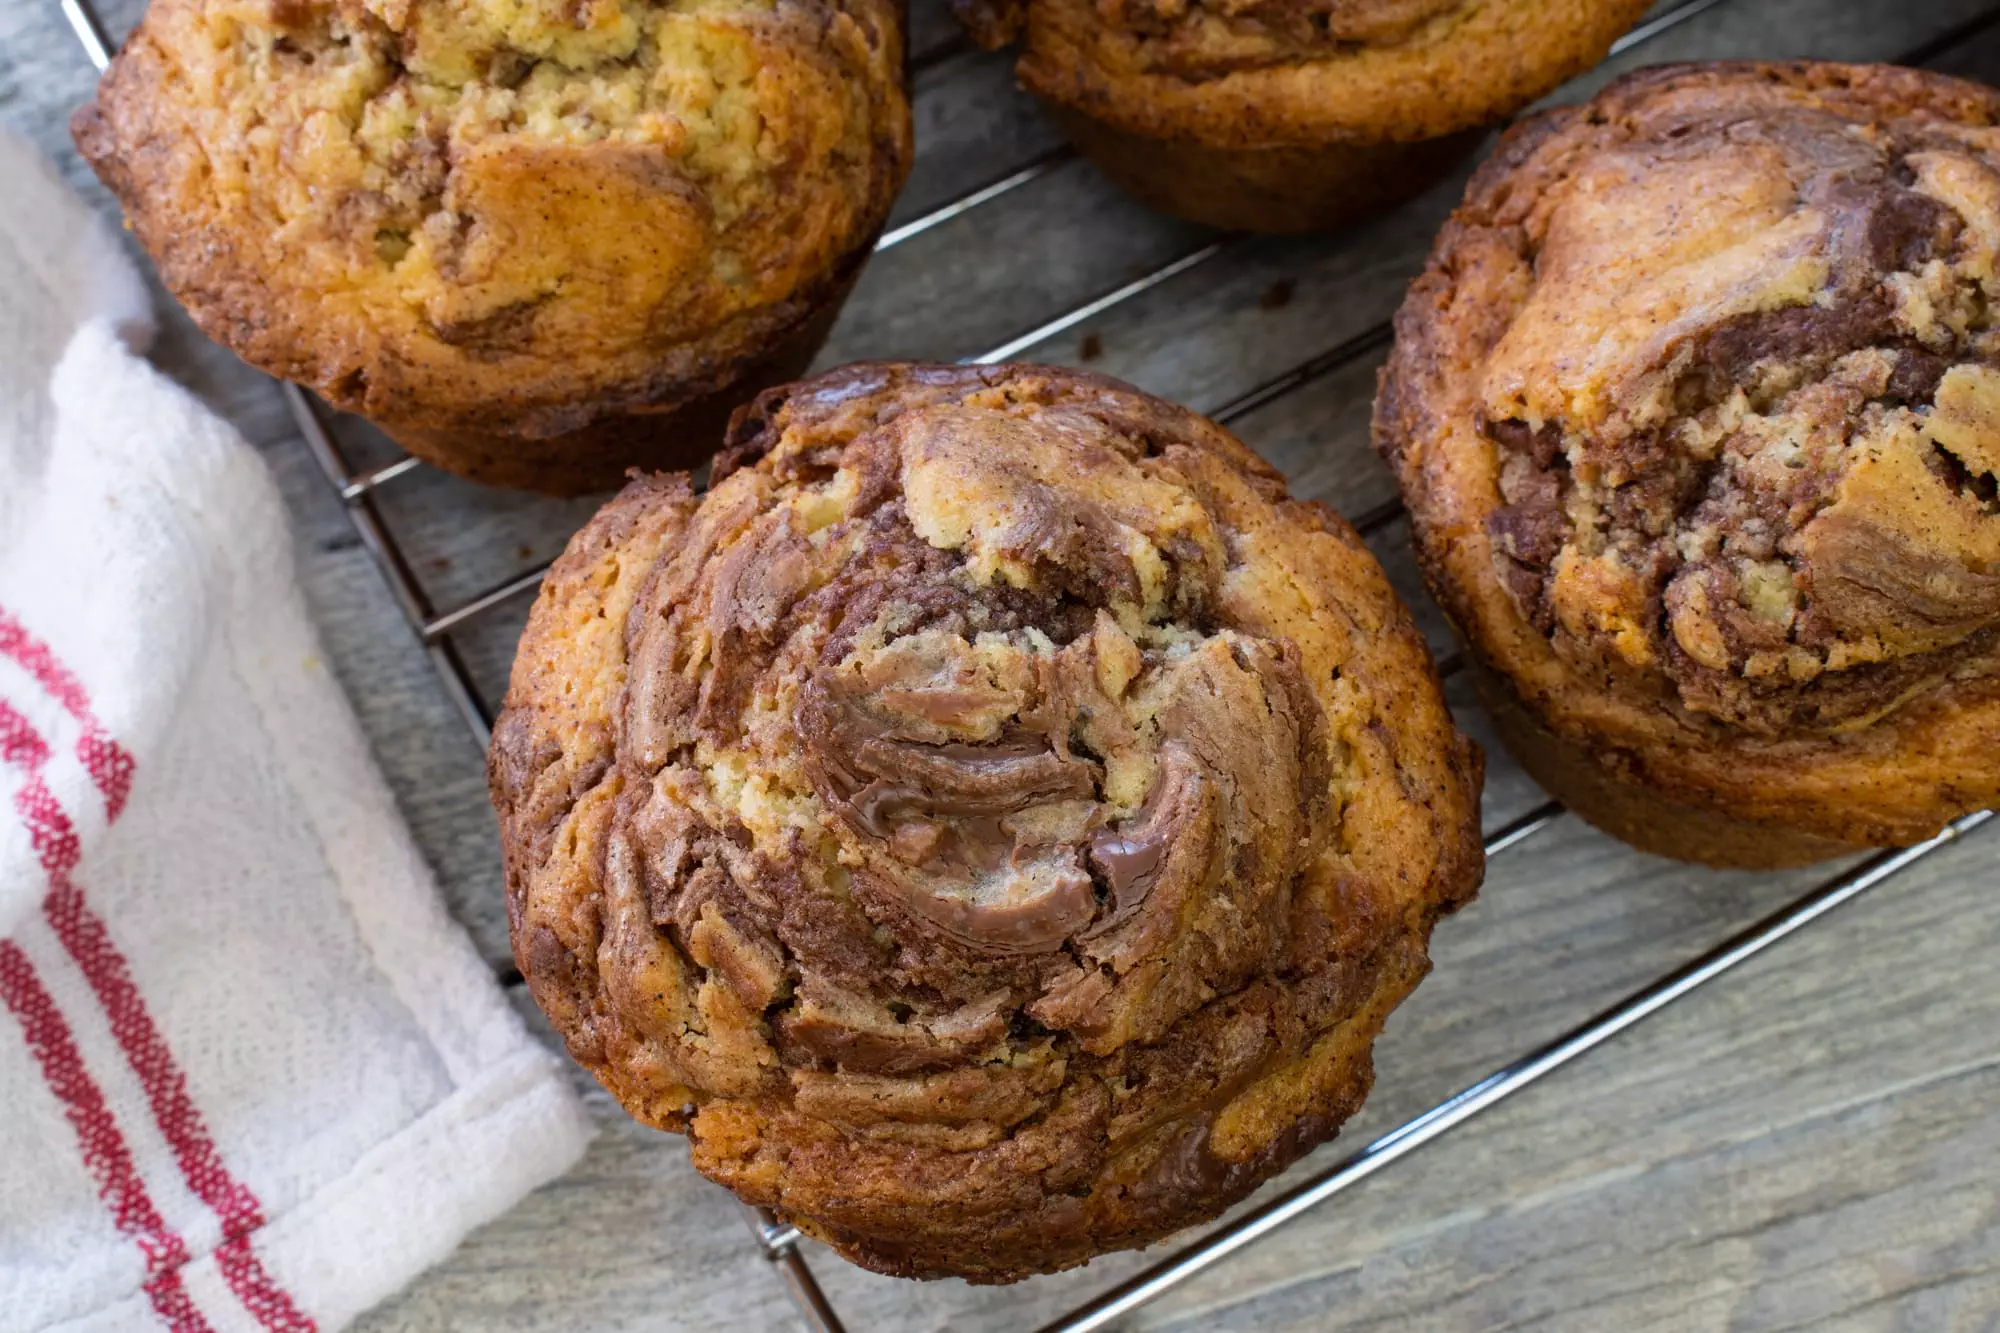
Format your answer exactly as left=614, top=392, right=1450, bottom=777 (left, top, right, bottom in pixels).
left=491, top=362, right=1484, bottom=1280
left=75, top=0, right=911, bottom=492
left=960, top=0, right=1651, bottom=232
left=1377, top=61, right=2000, bottom=866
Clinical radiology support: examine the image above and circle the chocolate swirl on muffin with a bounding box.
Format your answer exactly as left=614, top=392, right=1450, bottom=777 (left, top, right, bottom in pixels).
left=491, top=362, right=1482, bottom=1280
left=1072, top=0, right=1465, bottom=81
left=1377, top=62, right=2000, bottom=866
left=75, top=0, right=909, bottom=493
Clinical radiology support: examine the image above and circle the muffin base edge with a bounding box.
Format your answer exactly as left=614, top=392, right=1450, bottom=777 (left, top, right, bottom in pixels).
left=369, top=261, right=865, bottom=496
left=1046, top=104, right=1482, bottom=234
left=1469, top=661, right=1876, bottom=871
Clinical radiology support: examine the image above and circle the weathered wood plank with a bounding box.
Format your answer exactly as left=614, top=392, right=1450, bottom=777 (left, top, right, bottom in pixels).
left=890, top=46, right=1066, bottom=229
left=820, top=160, right=1215, bottom=366
left=906, top=0, right=971, bottom=67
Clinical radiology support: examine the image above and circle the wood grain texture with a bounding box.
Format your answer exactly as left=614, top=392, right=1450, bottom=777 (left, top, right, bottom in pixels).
left=6, top=0, right=2000, bottom=1328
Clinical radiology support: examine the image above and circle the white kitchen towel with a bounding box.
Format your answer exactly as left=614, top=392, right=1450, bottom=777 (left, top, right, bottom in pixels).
left=0, top=130, right=595, bottom=1331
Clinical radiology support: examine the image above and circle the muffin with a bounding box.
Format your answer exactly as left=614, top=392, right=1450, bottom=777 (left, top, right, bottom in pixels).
left=73, top=0, right=910, bottom=494
left=1376, top=61, right=2000, bottom=870
left=490, top=361, right=1483, bottom=1280
left=955, top=0, right=1651, bottom=234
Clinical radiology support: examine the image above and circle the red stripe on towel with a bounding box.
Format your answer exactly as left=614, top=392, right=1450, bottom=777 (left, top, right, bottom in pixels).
left=0, top=605, right=135, bottom=819
left=0, top=698, right=316, bottom=1332
left=0, top=940, right=211, bottom=1331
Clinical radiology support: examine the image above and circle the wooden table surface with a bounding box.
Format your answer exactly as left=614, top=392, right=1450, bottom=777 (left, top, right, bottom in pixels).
left=8, top=0, right=2000, bottom=1328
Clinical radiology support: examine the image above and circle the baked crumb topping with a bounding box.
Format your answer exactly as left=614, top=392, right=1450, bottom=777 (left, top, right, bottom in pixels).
left=77, top=0, right=908, bottom=432
left=198, top=0, right=892, bottom=319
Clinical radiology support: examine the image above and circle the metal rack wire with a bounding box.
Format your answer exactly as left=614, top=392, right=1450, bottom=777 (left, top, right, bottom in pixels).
left=57, top=1, right=2000, bottom=1328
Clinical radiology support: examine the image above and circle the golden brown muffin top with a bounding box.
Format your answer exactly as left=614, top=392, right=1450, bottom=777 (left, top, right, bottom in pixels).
left=490, top=362, right=1481, bottom=1280
left=74, top=0, right=908, bottom=438
left=959, top=0, right=1651, bottom=147
left=1378, top=62, right=2000, bottom=844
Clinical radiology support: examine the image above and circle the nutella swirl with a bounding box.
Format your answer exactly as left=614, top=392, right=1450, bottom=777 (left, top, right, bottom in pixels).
left=1095, top=0, right=1463, bottom=77
left=491, top=362, right=1482, bottom=1279
left=1379, top=61, right=2000, bottom=857
left=1470, top=76, right=2000, bottom=734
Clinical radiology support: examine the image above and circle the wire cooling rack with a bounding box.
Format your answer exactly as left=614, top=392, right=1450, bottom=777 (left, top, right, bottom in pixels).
left=57, top=1, right=2000, bottom=1328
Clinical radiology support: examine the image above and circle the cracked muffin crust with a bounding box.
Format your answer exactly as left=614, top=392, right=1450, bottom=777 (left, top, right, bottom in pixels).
left=955, top=0, right=1650, bottom=233
left=73, top=0, right=910, bottom=493
left=1376, top=62, right=2000, bottom=868
left=490, top=362, right=1482, bottom=1280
